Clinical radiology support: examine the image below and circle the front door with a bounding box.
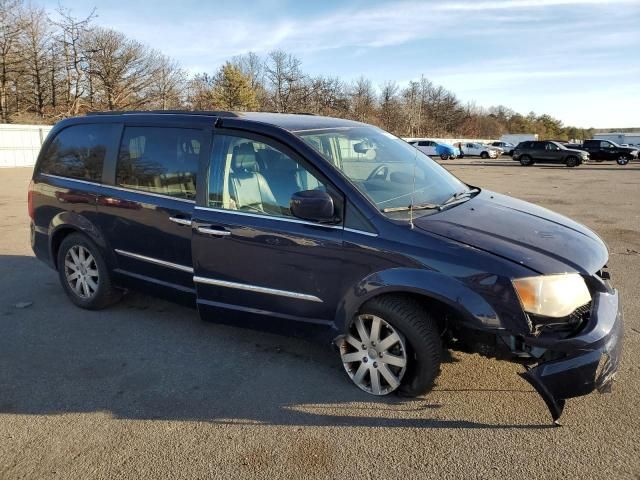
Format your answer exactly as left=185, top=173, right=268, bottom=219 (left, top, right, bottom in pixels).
left=192, top=130, right=344, bottom=337
left=541, top=142, right=561, bottom=163
left=96, top=123, right=207, bottom=296
left=599, top=141, right=616, bottom=160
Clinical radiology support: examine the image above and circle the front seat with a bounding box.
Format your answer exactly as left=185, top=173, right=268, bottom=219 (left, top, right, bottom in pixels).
left=229, top=143, right=280, bottom=215
left=257, top=148, right=302, bottom=207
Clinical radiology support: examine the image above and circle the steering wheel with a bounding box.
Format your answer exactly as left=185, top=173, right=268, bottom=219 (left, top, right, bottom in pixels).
left=367, top=164, right=389, bottom=181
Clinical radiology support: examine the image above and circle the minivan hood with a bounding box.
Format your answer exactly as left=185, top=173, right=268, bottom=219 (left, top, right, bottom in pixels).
left=414, top=190, right=608, bottom=275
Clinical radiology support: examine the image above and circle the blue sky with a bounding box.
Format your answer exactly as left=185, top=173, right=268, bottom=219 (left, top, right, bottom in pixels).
left=42, top=0, right=640, bottom=128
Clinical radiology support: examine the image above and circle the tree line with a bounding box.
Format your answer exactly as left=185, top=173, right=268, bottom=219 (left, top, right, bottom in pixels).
left=0, top=0, right=595, bottom=140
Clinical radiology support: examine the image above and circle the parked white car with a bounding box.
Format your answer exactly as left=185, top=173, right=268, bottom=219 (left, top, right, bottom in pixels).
left=459, top=142, right=500, bottom=159
left=408, top=139, right=458, bottom=160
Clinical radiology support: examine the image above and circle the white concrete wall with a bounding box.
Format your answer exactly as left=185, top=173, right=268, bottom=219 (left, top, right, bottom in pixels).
left=0, top=124, right=53, bottom=168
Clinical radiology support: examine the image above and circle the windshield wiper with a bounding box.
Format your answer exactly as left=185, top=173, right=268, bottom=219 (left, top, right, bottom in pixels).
left=382, top=188, right=479, bottom=213
left=440, top=188, right=480, bottom=209
left=382, top=203, right=440, bottom=213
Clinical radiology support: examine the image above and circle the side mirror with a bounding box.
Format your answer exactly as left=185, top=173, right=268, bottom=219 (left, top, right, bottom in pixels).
left=290, top=190, right=336, bottom=223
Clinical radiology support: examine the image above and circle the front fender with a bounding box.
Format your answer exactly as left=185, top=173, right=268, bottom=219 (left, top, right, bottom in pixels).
left=335, top=268, right=502, bottom=333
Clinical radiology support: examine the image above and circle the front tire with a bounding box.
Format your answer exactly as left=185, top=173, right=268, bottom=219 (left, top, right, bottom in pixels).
left=519, top=155, right=533, bottom=166
left=617, top=155, right=630, bottom=166
left=440, top=153, right=448, bottom=160
left=339, top=295, right=442, bottom=397
left=57, top=233, right=121, bottom=310
left=480, top=151, right=489, bottom=159
left=565, top=156, right=578, bottom=167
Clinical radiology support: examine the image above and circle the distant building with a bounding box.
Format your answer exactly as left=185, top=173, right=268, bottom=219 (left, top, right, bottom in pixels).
left=592, top=132, right=640, bottom=146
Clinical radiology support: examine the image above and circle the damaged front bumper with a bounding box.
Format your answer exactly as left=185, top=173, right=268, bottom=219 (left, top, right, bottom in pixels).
left=519, top=289, right=623, bottom=423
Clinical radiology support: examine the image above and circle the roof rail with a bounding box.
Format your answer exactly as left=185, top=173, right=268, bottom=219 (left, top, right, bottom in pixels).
left=85, top=110, right=240, bottom=117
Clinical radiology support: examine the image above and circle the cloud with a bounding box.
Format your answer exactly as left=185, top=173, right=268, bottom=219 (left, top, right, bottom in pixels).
left=435, top=0, right=637, bottom=10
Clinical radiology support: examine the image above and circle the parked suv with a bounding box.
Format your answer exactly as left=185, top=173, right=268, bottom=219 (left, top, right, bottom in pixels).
left=513, top=140, right=589, bottom=167
left=29, top=111, right=622, bottom=423
left=458, top=142, right=499, bottom=159
left=491, top=141, right=516, bottom=156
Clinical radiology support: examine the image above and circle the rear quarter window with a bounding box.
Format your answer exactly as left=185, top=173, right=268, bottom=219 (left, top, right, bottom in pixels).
left=39, top=123, right=118, bottom=182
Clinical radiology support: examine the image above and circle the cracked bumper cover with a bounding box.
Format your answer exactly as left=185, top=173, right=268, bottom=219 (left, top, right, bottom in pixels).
left=519, top=289, right=623, bottom=421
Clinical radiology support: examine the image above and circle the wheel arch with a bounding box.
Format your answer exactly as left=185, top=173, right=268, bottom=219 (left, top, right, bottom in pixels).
left=48, top=212, right=115, bottom=270
left=334, top=268, right=502, bottom=335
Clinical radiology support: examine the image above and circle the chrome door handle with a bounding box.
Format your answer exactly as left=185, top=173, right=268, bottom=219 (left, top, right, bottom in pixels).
left=169, top=216, right=192, bottom=226
left=197, top=226, right=231, bottom=236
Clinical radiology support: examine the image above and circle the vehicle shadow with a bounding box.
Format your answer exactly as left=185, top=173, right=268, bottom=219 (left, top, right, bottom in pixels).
left=0, top=254, right=552, bottom=430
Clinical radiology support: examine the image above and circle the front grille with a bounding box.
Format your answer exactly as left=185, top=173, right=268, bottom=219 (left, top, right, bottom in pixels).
left=529, top=301, right=592, bottom=337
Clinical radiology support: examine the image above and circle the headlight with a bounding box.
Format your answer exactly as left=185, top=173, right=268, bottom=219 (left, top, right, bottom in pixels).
left=512, top=274, right=591, bottom=318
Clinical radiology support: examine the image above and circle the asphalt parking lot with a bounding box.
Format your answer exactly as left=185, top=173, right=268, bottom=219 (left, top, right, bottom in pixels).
left=1, top=159, right=639, bottom=479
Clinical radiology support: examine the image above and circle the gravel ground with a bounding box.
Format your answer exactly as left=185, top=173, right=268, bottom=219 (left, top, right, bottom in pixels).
left=1, top=159, right=639, bottom=479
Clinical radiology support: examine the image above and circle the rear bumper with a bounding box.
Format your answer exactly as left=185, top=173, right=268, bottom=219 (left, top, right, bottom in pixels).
left=520, top=289, right=623, bottom=422
left=30, top=221, right=54, bottom=268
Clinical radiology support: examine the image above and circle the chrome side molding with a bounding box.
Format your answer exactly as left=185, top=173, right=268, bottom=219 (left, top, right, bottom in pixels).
left=114, top=249, right=194, bottom=273
left=193, top=276, right=323, bottom=302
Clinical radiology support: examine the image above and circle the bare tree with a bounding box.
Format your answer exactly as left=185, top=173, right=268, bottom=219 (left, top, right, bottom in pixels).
left=53, top=5, right=95, bottom=115
left=22, top=4, right=52, bottom=117
left=0, top=0, right=24, bottom=122
left=86, top=28, right=160, bottom=111
left=147, top=55, right=185, bottom=110
left=379, top=81, right=401, bottom=133
left=186, top=72, right=215, bottom=110
left=349, top=76, right=376, bottom=123
left=264, top=50, right=305, bottom=113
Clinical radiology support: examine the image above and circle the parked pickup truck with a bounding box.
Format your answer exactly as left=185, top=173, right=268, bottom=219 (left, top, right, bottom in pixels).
left=575, top=140, right=639, bottom=165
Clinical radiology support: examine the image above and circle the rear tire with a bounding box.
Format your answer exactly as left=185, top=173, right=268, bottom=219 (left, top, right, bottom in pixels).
left=565, top=156, right=578, bottom=167
left=57, top=233, right=121, bottom=310
left=339, top=295, right=442, bottom=397
left=440, top=153, right=448, bottom=160
left=519, top=155, right=533, bottom=166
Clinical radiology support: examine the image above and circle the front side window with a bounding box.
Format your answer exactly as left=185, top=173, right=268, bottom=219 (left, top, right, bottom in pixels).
left=40, top=124, right=117, bottom=181
left=296, top=126, right=467, bottom=218
left=208, top=134, right=328, bottom=218
left=600, top=141, right=613, bottom=149
left=116, top=127, right=203, bottom=200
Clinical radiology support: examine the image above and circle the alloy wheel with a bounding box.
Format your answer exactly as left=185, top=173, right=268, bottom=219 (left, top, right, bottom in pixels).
left=340, top=314, right=408, bottom=395
left=64, top=245, right=99, bottom=299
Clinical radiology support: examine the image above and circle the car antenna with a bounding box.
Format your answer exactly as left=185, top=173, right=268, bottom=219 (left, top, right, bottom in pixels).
left=409, top=147, right=418, bottom=229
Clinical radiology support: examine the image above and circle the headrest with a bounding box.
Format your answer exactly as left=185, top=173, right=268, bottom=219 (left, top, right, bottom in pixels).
left=259, top=148, right=295, bottom=172
left=232, top=143, right=258, bottom=172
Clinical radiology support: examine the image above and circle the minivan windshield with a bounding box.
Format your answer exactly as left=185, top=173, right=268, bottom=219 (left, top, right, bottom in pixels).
left=295, top=126, right=469, bottom=218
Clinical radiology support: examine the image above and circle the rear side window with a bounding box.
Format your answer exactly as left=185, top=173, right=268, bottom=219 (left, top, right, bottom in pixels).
left=39, top=124, right=117, bottom=182
left=116, top=126, right=203, bottom=200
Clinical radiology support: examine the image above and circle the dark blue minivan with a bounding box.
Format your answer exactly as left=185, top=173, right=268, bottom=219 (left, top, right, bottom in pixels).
left=28, top=111, right=622, bottom=422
